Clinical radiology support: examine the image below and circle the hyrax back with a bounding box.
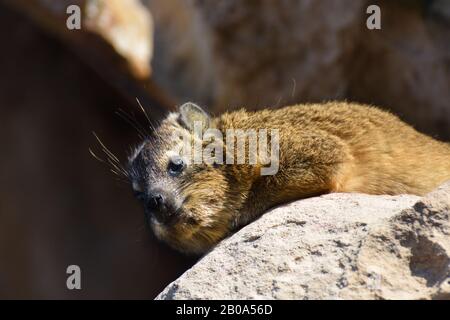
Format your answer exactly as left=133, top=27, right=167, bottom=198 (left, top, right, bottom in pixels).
left=128, top=101, right=450, bottom=254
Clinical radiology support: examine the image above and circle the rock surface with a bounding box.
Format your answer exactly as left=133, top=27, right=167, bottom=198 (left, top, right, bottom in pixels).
left=157, top=182, right=450, bottom=300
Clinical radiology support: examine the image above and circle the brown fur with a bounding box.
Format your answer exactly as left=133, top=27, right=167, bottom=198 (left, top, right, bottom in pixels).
left=128, top=102, right=450, bottom=254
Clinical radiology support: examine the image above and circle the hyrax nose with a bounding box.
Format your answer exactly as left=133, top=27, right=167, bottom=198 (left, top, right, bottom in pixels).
left=145, top=190, right=174, bottom=224
left=147, top=193, right=166, bottom=212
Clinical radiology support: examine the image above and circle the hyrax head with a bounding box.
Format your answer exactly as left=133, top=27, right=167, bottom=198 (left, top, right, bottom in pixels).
left=127, top=103, right=233, bottom=255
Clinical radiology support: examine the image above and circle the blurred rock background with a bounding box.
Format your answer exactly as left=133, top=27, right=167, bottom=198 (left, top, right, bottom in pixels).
left=0, top=0, right=448, bottom=298
left=149, top=0, right=450, bottom=138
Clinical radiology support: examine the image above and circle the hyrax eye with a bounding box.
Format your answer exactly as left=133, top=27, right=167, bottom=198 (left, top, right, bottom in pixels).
left=168, top=156, right=185, bottom=176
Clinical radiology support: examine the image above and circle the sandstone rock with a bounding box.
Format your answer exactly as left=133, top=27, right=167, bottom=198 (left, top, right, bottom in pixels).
left=341, top=181, right=450, bottom=299
left=157, top=182, right=450, bottom=299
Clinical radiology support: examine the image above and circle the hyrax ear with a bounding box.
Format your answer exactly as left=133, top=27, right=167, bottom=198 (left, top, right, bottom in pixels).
left=178, top=102, right=210, bottom=131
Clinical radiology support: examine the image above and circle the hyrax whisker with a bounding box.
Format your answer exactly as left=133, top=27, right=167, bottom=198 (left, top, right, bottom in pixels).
left=92, top=132, right=121, bottom=163
left=135, top=97, right=158, bottom=133
left=91, top=132, right=130, bottom=180
left=89, top=148, right=106, bottom=164
left=106, top=158, right=128, bottom=178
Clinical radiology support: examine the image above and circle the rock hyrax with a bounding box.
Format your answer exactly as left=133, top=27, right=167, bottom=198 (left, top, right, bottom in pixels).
left=127, top=102, right=450, bottom=254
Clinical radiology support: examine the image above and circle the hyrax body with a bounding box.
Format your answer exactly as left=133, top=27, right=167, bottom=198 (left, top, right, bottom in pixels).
left=127, top=102, right=450, bottom=254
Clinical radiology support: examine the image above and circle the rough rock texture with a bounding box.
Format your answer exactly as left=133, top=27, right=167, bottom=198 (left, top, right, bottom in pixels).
left=157, top=182, right=450, bottom=300
left=146, top=0, right=450, bottom=139
left=342, top=182, right=450, bottom=299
